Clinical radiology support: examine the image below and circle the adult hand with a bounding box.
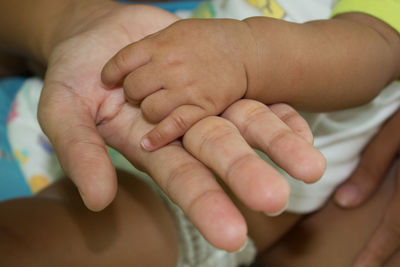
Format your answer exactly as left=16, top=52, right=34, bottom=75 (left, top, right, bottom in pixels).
left=37, top=1, right=325, bottom=251
left=334, top=108, right=400, bottom=267
left=38, top=2, right=179, bottom=211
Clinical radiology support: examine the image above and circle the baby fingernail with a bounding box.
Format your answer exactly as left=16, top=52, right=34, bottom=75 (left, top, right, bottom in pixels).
left=141, top=137, right=153, bottom=151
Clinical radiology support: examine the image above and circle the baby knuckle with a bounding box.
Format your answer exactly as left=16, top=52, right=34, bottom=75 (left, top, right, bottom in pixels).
left=115, top=49, right=130, bottom=70
left=201, top=94, right=219, bottom=113
left=141, top=100, right=168, bottom=123
left=148, top=128, right=165, bottom=144
left=141, top=102, right=157, bottom=119
left=180, top=76, right=196, bottom=91
left=122, top=80, right=141, bottom=102
left=170, top=113, right=190, bottom=133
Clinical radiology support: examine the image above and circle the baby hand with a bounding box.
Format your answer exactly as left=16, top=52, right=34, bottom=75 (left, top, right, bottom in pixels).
left=102, top=19, right=255, bottom=151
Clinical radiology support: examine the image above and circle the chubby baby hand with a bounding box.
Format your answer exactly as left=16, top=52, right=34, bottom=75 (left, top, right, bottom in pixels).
left=102, top=18, right=255, bottom=151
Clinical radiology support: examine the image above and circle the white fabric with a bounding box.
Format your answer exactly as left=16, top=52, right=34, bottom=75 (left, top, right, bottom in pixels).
left=7, top=78, right=62, bottom=194
left=287, top=83, right=400, bottom=212
left=204, top=0, right=335, bottom=22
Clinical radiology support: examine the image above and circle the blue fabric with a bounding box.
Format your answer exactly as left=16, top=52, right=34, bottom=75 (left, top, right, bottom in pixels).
left=0, top=77, right=32, bottom=201
left=119, top=1, right=201, bottom=12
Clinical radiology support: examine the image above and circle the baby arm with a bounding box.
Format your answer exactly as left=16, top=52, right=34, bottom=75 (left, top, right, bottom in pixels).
left=242, top=12, right=400, bottom=110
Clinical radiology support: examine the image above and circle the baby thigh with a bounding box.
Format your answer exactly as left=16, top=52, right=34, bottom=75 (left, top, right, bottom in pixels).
left=0, top=170, right=179, bottom=267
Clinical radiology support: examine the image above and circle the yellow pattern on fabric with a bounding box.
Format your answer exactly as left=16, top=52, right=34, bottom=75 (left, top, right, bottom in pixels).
left=192, top=1, right=216, bottom=18
left=247, top=0, right=285, bottom=19
left=29, top=174, right=51, bottom=194
left=331, top=0, right=400, bottom=33
left=15, top=149, right=28, bottom=164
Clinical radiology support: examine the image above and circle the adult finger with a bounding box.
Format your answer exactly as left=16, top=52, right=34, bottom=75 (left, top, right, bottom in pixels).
left=268, top=103, right=314, bottom=144
left=352, top=164, right=400, bottom=267
left=147, top=144, right=248, bottom=252
left=223, top=100, right=326, bottom=184
left=183, top=116, right=290, bottom=215
left=101, top=39, right=153, bottom=88
left=335, top=110, right=400, bottom=208
left=104, top=105, right=247, bottom=252
left=38, top=83, right=117, bottom=211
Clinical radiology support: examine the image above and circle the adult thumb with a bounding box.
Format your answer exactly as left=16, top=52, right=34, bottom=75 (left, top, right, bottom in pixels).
left=38, top=85, right=118, bottom=211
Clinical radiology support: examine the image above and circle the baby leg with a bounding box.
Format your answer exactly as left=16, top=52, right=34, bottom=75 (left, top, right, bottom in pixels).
left=0, top=170, right=179, bottom=266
